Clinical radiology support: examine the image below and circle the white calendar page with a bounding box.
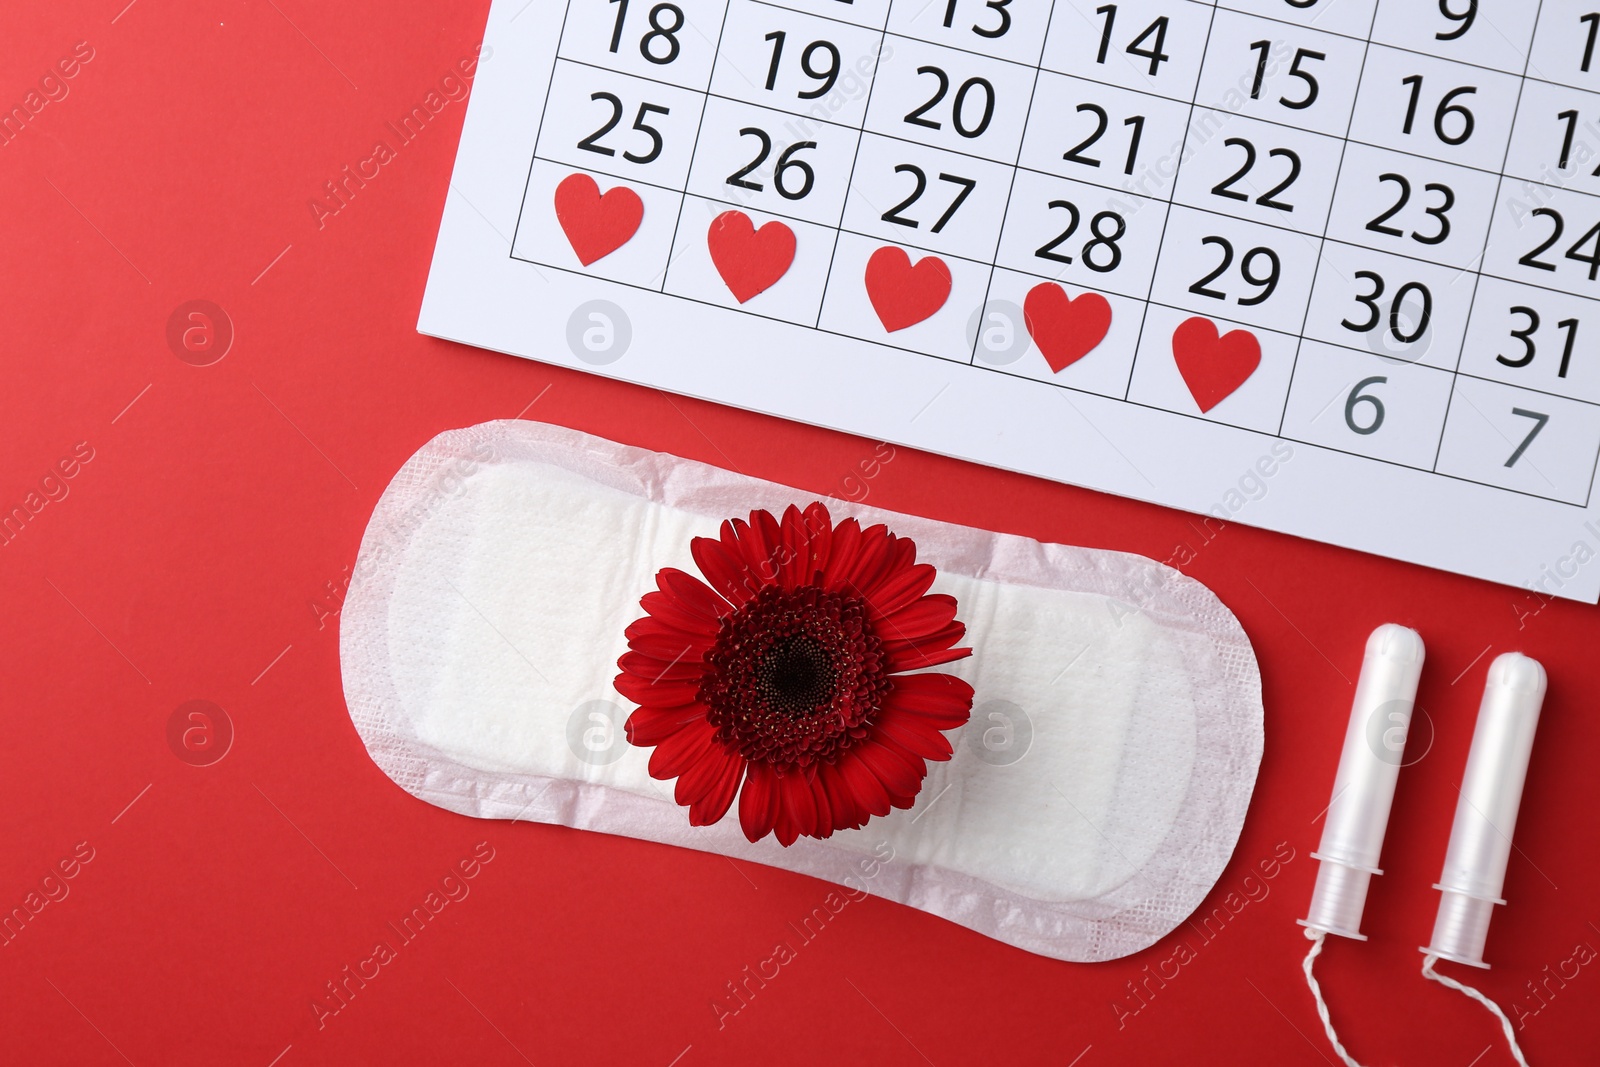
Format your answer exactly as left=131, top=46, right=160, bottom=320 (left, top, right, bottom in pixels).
left=420, top=0, right=1600, bottom=603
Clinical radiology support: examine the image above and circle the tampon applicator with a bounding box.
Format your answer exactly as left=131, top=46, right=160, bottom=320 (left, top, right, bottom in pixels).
left=1421, top=652, right=1546, bottom=1067
left=1299, top=623, right=1425, bottom=1067
left=1302, top=623, right=1426, bottom=941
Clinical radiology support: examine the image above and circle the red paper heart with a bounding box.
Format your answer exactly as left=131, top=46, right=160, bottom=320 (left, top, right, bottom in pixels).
left=707, top=211, right=796, bottom=303
left=554, top=173, right=643, bottom=266
left=1172, top=317, right=1262, bottom=413
left=1023, top=283, right=1113, bottom=373
left=865, top=247, right=952, bottom=332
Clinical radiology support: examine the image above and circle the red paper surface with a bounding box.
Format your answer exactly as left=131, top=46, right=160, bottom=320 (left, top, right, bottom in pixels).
left=1, top=3, right=1595, bottom=1064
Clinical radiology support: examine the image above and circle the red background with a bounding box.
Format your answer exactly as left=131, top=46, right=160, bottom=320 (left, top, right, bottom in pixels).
left=1, top=2, right=1595, bottom=1064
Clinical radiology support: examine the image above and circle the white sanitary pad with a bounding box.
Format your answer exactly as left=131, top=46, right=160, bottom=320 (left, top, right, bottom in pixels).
left=340, top=419, right=1263, bottom=962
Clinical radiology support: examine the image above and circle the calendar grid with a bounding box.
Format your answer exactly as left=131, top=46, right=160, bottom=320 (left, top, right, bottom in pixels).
left=1215, top=2, right=1369, bottom=45
left=1365, top=42, right=1538, bottom=83
left=650, top=33, right=1600, bottom=193
left=511, top=238, right=1596, bottom=508
left=1525, top=71, right=1600, bottom=97
left=536, top=11, right=1600, bottom=252
left=1430, top=0, right=1547, bottom=474
left=507, top=0, right=1600, bottom=509
left=873, top=24, right=1052, bottom=73
left=810, top=0, right=894, bottom=330
left=1499, top=170, right=1600, bottom=210
left=743, top=0, right=875, bottom=33
left=1585, top=422, right=1600, bottom=506
left=1122, top=0, right=1222, bottom=402
left=1274, top=1, right=1379, bottom=437
left=1218, top=9, right=1543, bottom=82
left=660, top=0, right=737, bottom=294
left=970, top=0, right=1058, bottom=365
left=509, top=0, right=579, bottom=251
left=519, top=105, right=1600, bottom=276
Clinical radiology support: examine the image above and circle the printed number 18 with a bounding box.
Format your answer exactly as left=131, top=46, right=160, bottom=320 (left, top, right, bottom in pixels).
left=608, top=0, right=684, bottom=65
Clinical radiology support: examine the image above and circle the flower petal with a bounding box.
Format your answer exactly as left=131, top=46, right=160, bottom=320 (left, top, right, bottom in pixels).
left=657, top=568, right=732, bottom=622
left=836, top=523, right=893, bottom=596
left=614, top=670, right=703, bottom=709
left=638, top=589, right=722, bottom=638
left=870, top=707, right=955, bottom=761
left=882, top=673, right=975, bottom=728
left=836, top=752, right=892, bottom=818
left=885, top=636, right=973, bottom=672
left=727, top=514, right=762, bottom=582
left=778, top=505, right=811, bottom=591
left=816, top=761, right=862, bottom=832
left=618, top=650, right=706, bottom=683
left=688, top=753, right=744, bottom=826
left=625, top=704, right=708, bottom=746
left=625, top=627, right=714, bottom=662
left=801, top=502, right=833, bottom=583
left=773, top=767, right=818, bottom=846
left=691, top=536, right=757, bottom=607
left=853, top=739, right=924, bottom=798
left=648, top=720, right=718, bottom=780
left=804, top=764, right=834, bottom=837
left=719, top=516, right=750, bottom=559
left=869, top=734, right=936, bottom=811
left=679, top=743, right=744, bottom=827
left=749, top=509, right=785, bottom=587
left=876, top=594, right=958, bottom=644
left=888, top=789, right=920, bottom=811
left=858, top=535, right=919, bottom=601
left=674, top=740, right=722, bottom=805
left=863, top=562, right=937, bottom=620
left=820, top=518, right=862, bottom=591
left=738, top=762, right=782, bottom=842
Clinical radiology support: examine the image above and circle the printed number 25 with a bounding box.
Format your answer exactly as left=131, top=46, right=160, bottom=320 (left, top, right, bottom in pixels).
left=578, top=93, right=668, bottom=164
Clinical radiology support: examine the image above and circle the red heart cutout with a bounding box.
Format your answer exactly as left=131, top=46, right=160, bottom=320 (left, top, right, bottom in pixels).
left=1172, top=317, right=1262, bottom=413
left=1023, top=283, right=1113, bottom=373
left=707, top=211, right=796, bottom=303
left=554, top=173, right=643, bottom=266
left=865, top=247, right=952, bottom=332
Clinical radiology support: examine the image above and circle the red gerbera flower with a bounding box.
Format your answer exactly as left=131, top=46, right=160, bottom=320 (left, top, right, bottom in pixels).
left=614, top=502, right=974, bottom=846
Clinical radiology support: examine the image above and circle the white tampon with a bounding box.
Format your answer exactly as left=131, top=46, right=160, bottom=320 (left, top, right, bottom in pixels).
left=1423, top=652, right=1547, bottom=968
left=1300, top=623, right=1426, bottom=940
left=1419, top=653, right=1545, bottom=1067
left=1300, top=624, right=1424, bottom=1067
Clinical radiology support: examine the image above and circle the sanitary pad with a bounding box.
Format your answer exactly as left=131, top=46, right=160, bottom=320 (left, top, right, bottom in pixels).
left=340, top=419, right=1263, bottom=962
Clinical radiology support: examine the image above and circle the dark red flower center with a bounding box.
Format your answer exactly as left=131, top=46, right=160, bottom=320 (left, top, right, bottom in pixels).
left=758, top=634, right=837, bottom=717
left=700, top=585, right=889, bottom=767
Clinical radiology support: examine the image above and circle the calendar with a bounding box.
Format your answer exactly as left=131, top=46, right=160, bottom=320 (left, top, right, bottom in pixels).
left=420, top=0, right=1600, bottom=603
